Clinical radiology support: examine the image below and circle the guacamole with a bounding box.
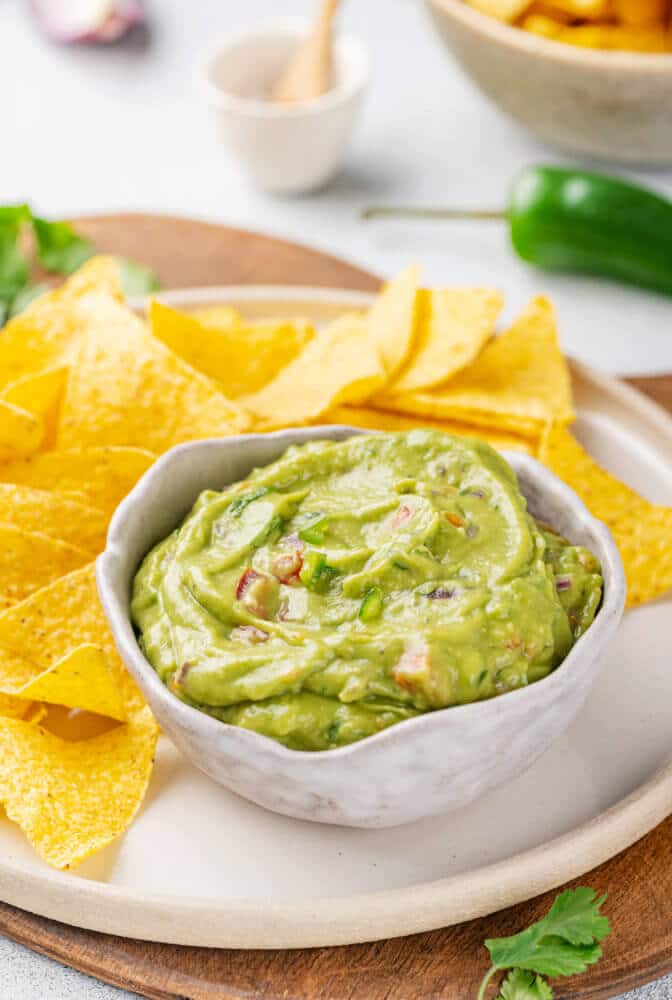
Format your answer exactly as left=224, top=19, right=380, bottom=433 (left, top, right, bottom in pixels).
left=132, top=431, right=603, bottom=751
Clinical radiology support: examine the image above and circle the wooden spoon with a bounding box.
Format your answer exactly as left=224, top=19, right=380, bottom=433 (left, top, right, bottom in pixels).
left=272, top=0, right=341, bottom=104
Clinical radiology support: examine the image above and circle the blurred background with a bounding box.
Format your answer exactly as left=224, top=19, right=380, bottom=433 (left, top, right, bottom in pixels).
left=3, top=0, right=672, bottom=374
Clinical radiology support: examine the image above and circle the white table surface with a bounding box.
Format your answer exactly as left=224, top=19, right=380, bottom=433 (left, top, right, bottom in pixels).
left=1, top=0, right=671, bottom=996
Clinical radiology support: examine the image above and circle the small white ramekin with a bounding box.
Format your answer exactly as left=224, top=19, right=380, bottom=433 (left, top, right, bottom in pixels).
left=199, top=19, right=369, bottom=194
left=97, top=426, right=626, bottom=829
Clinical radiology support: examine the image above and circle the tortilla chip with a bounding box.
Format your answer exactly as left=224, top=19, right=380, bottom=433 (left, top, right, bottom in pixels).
left=530, top=0, right=610, bottom=16
left=0, top=446, right=155, bottom=517
left=539, top=423, right=672, bottom=607
left=190, top=305, right=241, bottom=327
left=0, top=692, right=37, bottom=720
left=57, top=293, right=248, bottom=452
left=0, top=257, right=122, bottom=391
left=378, top=297, right=574, bottom=437
left=3, top=645, right=127, bottom=722
left=1, top=367, right=68, bottom=450
left=466, top=0, right=532, bottom=20
left=0, top=705, right=158, bottom=869
left=0, top=400, right=43, bottom=460
left=367, top=265, right=420, bottom=377
left=149, top=300, right=315, bottom=398
left=0, top=484, right=107, bottom=555
left=383, top=288, right=504, bottom=396
left=0, top=564, right=144, bottom=713
left=614, top=0, right=668, bottom=25
left=242, top=313, right=387, bottom=428
left=326, top=405, right=535, bottom=454
left=0, top=526, right=92, bottom=610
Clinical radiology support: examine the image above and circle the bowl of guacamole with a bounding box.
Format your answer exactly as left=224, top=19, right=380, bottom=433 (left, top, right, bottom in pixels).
left=98, top=427, right=626, bottom=827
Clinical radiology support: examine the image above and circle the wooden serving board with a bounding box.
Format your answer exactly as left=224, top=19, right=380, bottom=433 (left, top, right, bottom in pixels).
left=1, top=213, right=671, bottom=1000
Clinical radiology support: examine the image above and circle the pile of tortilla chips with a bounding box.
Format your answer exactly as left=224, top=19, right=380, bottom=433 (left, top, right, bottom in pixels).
left=1, top=256, right=670, bottom=869
left=467, top=0, right=672, bottom=51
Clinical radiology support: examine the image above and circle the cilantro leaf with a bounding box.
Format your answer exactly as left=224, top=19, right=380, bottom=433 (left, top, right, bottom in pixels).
left=489, top=936, right=603, bottom=979
left=540, top=887, right=610, bottom=946
left=479, top=888, right=611, bottom=999
left=495, top=969, right=553, bottom=1000
left=115, top=256, right=160, bottom=297
left=0, top=204, right=32, bottom=315
left=485, top=888, right=610, bottom=977
left=32, top=216, right=94, bottom=275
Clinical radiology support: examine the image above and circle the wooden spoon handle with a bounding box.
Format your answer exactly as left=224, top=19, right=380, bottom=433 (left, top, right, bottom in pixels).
left=272, top=0, right=341, bottom=104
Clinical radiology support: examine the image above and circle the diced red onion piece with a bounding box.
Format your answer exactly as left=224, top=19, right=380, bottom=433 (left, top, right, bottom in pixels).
left=426, top=587, right=456, bottom=600
left=232, top=625, right=269, bottom=644
left=392, top=504, right=412, bottom=530
left=556, top=576, right=572, bottom=592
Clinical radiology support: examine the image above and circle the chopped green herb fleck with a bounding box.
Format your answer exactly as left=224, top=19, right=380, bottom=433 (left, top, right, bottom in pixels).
left=359, top=586, right=383, bottom=622
left=229, top=487, right=270, bottom=517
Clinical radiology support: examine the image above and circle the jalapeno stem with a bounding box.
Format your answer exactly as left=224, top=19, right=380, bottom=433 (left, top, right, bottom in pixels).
left=361, top=206, right=506, bottom=221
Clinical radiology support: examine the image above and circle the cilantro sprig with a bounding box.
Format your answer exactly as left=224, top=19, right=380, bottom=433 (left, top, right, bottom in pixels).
left=478, top=887, right=611, bottom=1000
left=0, top=204, right=159, bottom=322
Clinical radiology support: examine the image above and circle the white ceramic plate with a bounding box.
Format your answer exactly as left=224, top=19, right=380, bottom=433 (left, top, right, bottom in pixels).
left=1, top=287, right=671, bottom=949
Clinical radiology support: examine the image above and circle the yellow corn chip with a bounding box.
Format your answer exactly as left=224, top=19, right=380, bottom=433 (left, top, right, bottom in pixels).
left=0, top=564, right=144, bottom=714
left=0, top=400, right=43, bottom=460
left=383, top=288, right=503, bottom=396
left=1, top=367, right=68, bottom=450
left=539, top=423, right=672, bottom=607
left=521, top=13, right=564, bottom=37
left=0, top=446, right=155, bottom=517
left=467, top=0, right=532, bottom=20
left=0, top=526, right=92, bottom=610
left=377, top=297, right=574, bottom=437
left=0, top=257, right=122, bottom=391
left=149, top=300, right=315, bottom=399
left=189, top=305, right=241, bottom=327
left=553, top=24, right=669, bottom=50
left=0, top=692, right=37, bottom=720
left=3, top=645, right=127, bottom=722
left=528, top=0, right=611, bottom=17
left=326, top=405, right=535, bottom=454
left=0, top=705, right=158, bottom=869
left=0, top=484, right=107, bottom=555
left=367, top=266, right=420, bottom=377
left=57, top=293, right=248, bottom=452
left=242, top=313, right=387, bottom=428
left=614, top=0, right=669, bottom=25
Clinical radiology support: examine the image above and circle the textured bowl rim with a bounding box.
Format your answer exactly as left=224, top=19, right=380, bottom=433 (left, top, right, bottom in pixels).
left=427, top=0, right=672, bottom=73
left=97, top=426, right=626, bottom=765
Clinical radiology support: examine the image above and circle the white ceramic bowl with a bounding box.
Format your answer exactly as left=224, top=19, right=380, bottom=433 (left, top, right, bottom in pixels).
left=200, top=19, right=369, bottom=193
left=426, top=0, right=672, bottom=164
left=97, top=426, right=625, bottom=829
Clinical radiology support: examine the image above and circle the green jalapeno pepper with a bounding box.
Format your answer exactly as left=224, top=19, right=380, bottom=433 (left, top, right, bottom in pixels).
left=363, top=165, right=672, bottom=297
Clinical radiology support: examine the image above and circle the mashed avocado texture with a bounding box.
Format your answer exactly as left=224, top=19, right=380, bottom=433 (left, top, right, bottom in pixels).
left=132, top=431, right=602, bottom=751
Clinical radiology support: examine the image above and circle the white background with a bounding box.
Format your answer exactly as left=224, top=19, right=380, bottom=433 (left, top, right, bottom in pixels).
left=2, top=0, right=672, bottom=375
left=1, top=0, right=671, bottom=996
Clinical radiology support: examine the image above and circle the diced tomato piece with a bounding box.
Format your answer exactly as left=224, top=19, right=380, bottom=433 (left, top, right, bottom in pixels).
left=393, top=647, right=429, bottom=693
left=236, top=568, right=278, bottom=619
left=270, top=550, right=303, bottom=584
left=236, top=568, right=260, bottom=600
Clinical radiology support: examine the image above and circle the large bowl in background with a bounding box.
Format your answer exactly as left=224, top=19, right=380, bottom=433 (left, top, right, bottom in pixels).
left=425, top=0, right=672, bottom=164
left=98, top=426, right=625, bottom=829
